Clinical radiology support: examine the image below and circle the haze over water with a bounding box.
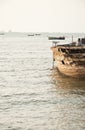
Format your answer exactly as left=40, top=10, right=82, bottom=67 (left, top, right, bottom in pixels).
left=0, top=32, right=85, bottom=130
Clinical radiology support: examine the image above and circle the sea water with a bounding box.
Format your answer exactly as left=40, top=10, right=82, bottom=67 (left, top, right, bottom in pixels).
left=0, top=32, right=85, bottom=130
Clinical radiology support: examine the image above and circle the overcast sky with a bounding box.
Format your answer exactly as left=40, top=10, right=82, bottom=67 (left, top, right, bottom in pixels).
left=0, top=0, right=85, bottom=32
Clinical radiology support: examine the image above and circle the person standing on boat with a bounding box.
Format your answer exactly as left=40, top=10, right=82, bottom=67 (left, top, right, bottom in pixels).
left=76, top=38, right=82, bottom=46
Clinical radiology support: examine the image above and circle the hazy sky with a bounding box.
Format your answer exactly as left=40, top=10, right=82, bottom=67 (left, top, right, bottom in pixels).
left=0, top=0, right=85, bottom=32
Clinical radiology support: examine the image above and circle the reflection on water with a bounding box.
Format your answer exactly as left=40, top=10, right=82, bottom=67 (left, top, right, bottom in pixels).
left=51, top=68, right=85, bottom=130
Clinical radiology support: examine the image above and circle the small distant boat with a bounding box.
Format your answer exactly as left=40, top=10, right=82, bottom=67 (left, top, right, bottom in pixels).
left=28, top=34, right=34, bottom=36
left=48, top=36, right=65, bottom=40
left=51, top=37, right=85, bottom=78
left=0, top=33, right=5, bottom=35
left=35, top=33, right=41, bottom=36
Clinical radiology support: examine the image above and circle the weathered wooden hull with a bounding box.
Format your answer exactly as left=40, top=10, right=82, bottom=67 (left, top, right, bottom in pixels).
left=51, top=46, right=85, bottom=78
left=56, top=61, right=85, bottom=78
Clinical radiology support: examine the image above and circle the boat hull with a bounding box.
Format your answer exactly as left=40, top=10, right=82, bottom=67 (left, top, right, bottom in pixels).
left=51, top=46, right=85, bottom=78
left=56, top=61, right=85, bottom=78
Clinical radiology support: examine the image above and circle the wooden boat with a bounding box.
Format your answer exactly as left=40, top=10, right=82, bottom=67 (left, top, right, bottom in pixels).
left=48, top=36, right=65, bottom=40
left=51, top=38, right=85, bottom=78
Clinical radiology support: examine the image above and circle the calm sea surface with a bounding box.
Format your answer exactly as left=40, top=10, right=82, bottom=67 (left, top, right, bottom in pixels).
left=0, top=32, right=85, bottom=130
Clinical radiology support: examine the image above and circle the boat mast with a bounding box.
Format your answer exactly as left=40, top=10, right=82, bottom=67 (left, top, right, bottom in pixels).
left=72, top=35, right=73, bottom=43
